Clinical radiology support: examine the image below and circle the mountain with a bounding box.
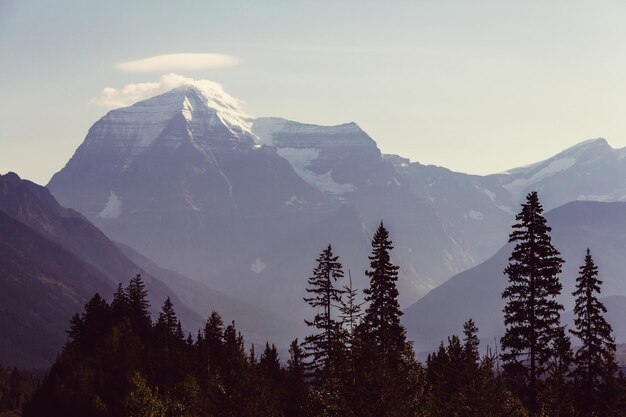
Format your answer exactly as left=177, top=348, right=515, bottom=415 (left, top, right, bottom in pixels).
left=0, top=172, right=210, bottom=366
left=47, top=81, right=626, bottom=334
left=0, top=172, right=202, bottom=330
left=116, top=242, right=300, bottom=346
left=47, top=83, right=474, bottom=322
left=403, top=200, right=626, bottom=356
left=389, top=137, right=626, bottom=271
left=0, top=208, right=113, bottom=368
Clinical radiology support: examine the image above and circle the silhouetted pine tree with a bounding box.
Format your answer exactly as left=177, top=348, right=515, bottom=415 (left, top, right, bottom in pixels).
left=501, top=191, right=564, bottom=414
left=352, top=223, right=424, bottom=417
left=258, top=343, right=283, bottom=417
left=111, top=282, right=129, bottom=320
left=463, top=319, right=480, bottom=363
left=303, top=244, right=345, bottom=380
left=362, top=222, right=405, bottom=361
left=126, top=274, right=151, bottom=336
left=285, top=339, right=308, bottom=417
left=570, top=249, right=620, bottom=416
left=426, top=322, right=530, bottom=417
left=155, top=297, right=178, bottom=336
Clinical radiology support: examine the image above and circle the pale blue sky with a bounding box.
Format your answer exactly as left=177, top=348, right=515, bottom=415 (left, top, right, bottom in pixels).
left=2, top=0, right=626, bottom=184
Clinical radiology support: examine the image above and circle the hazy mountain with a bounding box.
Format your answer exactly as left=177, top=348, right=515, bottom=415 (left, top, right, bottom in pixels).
left=0, top=172, right=210, bottom=366
left=47, top=83, right=474, bottom=323
left=0, top=172, right=203, bottom=330
left=116, top=242, right=300, bottom=346
left=0, top=207, right=114, bottom=368
left=389, top=137, right=626, bottom=270
left=403, top=200, right=626, bottom=356
left=46, top=81, right=626, bottom=337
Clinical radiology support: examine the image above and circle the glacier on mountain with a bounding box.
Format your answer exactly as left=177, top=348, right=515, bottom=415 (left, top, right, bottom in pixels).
left=276, top=147, right=357, bottom=194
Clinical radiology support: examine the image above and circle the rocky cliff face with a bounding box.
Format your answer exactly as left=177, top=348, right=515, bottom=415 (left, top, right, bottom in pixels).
left=48, top=83, right=473, bottom=321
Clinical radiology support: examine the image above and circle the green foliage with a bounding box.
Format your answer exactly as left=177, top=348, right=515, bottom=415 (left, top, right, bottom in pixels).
left=123, top=371, right=166, bottom=417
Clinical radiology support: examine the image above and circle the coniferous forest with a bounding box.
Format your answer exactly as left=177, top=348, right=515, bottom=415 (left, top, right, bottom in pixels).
left=5, top=193, right=626, bottom=416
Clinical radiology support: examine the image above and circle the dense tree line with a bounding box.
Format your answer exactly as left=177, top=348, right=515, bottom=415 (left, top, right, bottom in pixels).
left=0, top=364, right=38, bottom=416
left=14, top=196, right=626, bottom=416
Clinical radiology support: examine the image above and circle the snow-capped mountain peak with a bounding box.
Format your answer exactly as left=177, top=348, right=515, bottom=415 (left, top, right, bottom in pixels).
left=129, top=82, right=253, bottom=136
left=168, top=83, right=253, bottom=135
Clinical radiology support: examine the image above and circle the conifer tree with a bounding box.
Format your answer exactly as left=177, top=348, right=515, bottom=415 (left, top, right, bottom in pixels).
left=111, top=282, right=129, bottom=320
left=501, top=191, right=564, bottom=413
left=126, top=274, right=151, bottom=335
left=362, top=222, right=405, bottom=361
left=541, top=326, right=574, bottom=417
left=463, top=319, right=480, bottom=363
left=352, top=223, right=422, bottom=417
left=285, top=339, right=308, bottom=417
left=570, top=249, right=619, bottom=415
left=156, top=297, right=178, bottom=336
left=339, top=271, right=363, bottom=342
left=303, top=244, right=345, bottom=379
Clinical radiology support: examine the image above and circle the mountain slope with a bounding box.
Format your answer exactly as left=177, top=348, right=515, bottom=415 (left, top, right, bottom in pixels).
left=0, top=209, right=113, bottom=368
left=47, top=83, right=474, bottom=321
left=116, top=242, right=300, bottom=346
left=403, top=200, right=626, bottom=355
left=0, top=172, right=203, bottom=333
left=390, top=137, right=626, bottom=275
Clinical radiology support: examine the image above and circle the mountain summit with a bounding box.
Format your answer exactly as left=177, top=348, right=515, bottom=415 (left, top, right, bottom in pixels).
left=48, top=84, right=473, bottom=320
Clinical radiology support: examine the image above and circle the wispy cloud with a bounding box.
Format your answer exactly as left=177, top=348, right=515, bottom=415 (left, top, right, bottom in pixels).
left=90, top=73, right=240, bottom=110
left=116, top=53, right=238, bottom=73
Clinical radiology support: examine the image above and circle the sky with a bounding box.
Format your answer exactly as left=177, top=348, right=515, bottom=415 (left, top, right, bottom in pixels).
left=2, top=0, right=626, bottom=185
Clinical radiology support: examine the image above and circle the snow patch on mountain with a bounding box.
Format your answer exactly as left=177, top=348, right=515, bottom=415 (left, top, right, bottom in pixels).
left=503, top=157, right=576, bottom=193
left=277, top=147, right=357, bottom=194
left=251, top=257, right=266, bottom=274
left=466, top=210, right=484, bottom=220
left=577, top=193, right=613, bottom=202
left=97, top=192, right=122, bottom=219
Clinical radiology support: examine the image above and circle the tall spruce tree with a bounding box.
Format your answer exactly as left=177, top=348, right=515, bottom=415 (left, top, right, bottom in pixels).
left=362, top=222, right=405, bottom=360
left=303, top=244, right=345, bottom=380
left=352, top=222, right=423, bottom=417
left=127, top=274, right=151, bottom=335
left=285, top=339, right=308, bottom=417
left=570, top=249, right=619, bottom=415
left=501, top=191, right=564, bottom=414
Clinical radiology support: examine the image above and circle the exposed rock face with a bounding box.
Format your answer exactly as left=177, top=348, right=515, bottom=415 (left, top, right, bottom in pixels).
left=48, top=84, right=472, bottom=321
left=49, top=81, right=626, bottom=333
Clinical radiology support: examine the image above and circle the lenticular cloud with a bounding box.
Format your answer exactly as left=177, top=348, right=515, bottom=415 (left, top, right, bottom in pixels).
left=116, top=53, right=238, bottom=73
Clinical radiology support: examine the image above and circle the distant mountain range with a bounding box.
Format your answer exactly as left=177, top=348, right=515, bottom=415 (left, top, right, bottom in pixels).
left=0, top=172, right=296, bottom=368
left=403, top=201, right=626, bottom=356
left=47, top=83, right=626, bottom=316
left=8, top=80, right=626, bottom=365
left=47, top=84, right=471, bottom=320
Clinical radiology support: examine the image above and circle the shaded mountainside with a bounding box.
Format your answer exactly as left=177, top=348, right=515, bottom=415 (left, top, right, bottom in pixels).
left=0, top=172, right=202, bottom=333
left=403, top=200, right=626, bottom=356
left=0, top=173, right=202, bottom=367
left=116, top=242, right=300, bottom=346
left=0, top=209, right=113, bottom=368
